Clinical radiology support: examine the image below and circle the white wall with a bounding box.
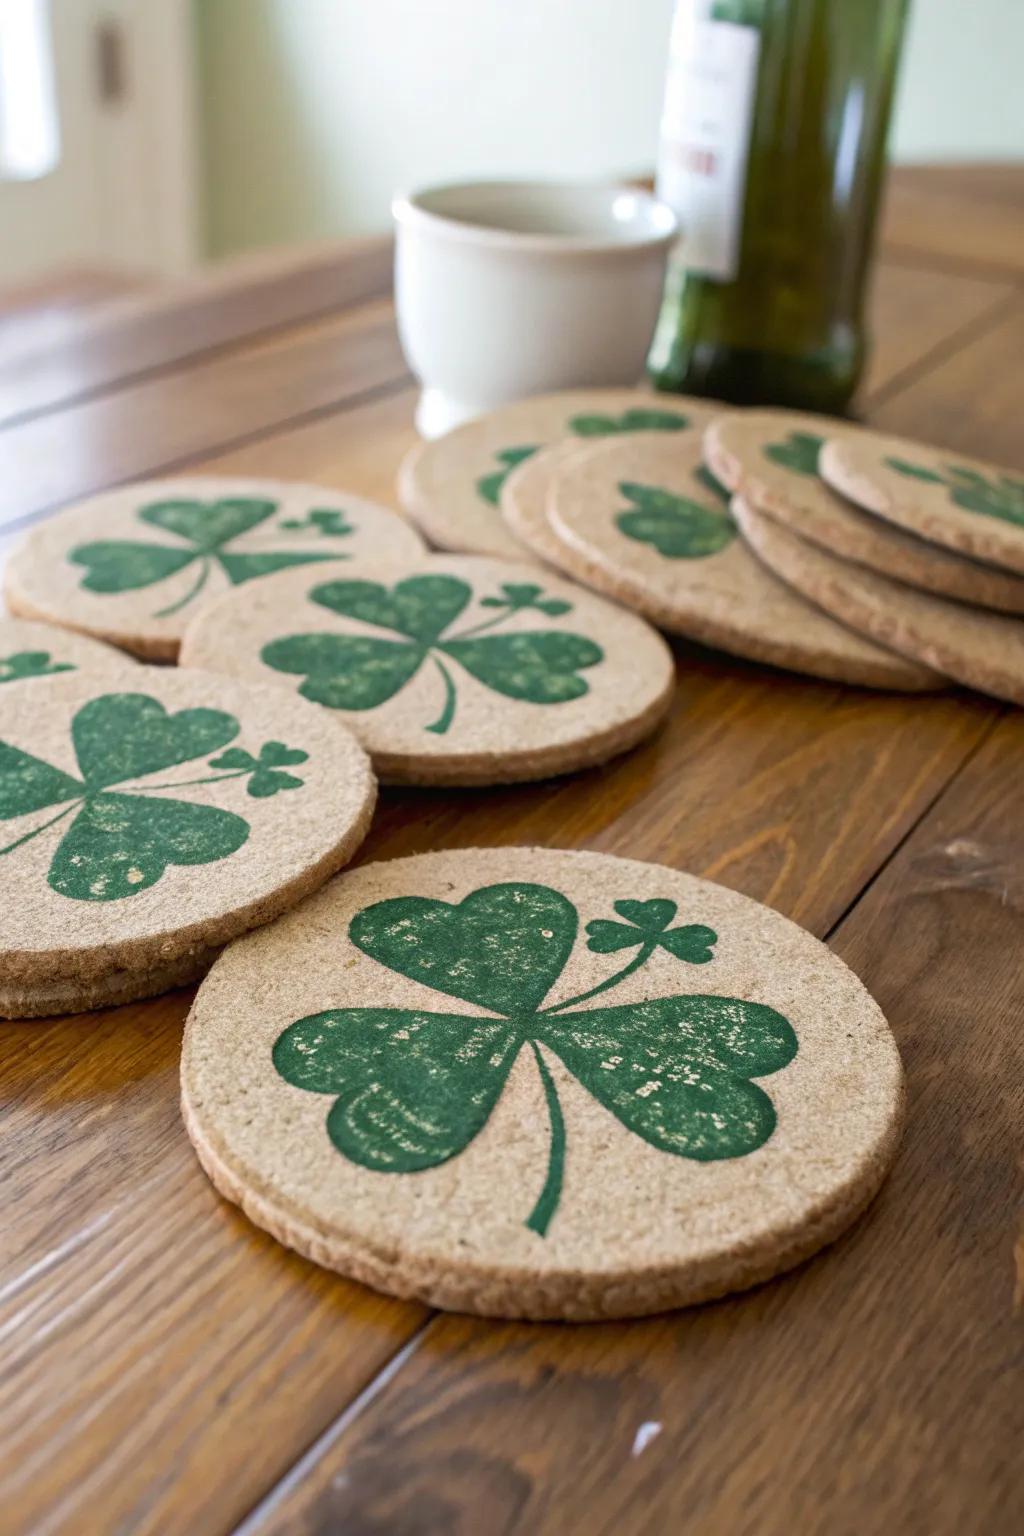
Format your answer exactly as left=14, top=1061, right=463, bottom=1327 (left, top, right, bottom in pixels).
left=197, top=0, right=1024, bottom=256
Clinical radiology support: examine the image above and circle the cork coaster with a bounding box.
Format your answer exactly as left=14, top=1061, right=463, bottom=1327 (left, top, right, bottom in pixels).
left=398, top=390, right=720, bottom=560
left=544, top=433, right=942, bottom=692
left=0, top=668, right=375, bottom=1016
left=0, top=617, right=137, bottom=687
left=4, top=476, right=426, bottom=661
left=500, top=439, right=598, bottom=568
left=733, top=497, right=1024, bottom=705
left=821, top=433, right=1024, bottom=577
left=179, top=554, right=675, bottom=786
left=706, top=411, right=1024, bottom=615
left=182, top=846, right=904, bottom=1320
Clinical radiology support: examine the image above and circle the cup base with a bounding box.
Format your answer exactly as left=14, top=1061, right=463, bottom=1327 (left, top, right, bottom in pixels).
left=415, top=388, right=490, bottom=439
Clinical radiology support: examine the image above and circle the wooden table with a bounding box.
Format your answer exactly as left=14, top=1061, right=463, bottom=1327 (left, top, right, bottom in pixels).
left=1, top=166, right=1022, bottom=1536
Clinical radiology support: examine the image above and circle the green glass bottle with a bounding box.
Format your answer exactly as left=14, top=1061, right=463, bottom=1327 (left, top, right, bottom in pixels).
left=647, top=0, right=910, bottom=413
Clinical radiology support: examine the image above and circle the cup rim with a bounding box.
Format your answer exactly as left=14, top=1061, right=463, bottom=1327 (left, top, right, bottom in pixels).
left=392, top=178, right=677, bottom=256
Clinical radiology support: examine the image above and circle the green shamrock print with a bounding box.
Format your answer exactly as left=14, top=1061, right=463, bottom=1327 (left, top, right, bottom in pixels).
left=475, top=410, right=689, bottom=506
left=886, top=457, right=1024, bottom=530
left=69, top=497, right=347, bottom=619
left=764, top=430, right=824, bottom=476
left=274, top=882, right=797, bottom=1237
left=0, top=691, right=309, bottom=901
left=616, top=474, right=737, bottom=559
left=277, top=508, right=354, bottom=537
left=0, top=651, right=75, bottom=685
left=261, top=574, right=603, bottom=736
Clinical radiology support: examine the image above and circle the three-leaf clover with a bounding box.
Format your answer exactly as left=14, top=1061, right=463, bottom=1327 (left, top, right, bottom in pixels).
left=206, top=741, right=310, bottom=798
left=764, top=430, right=825, bottom=476
left=887, top=457, right=1024, bottom=529
left=616, top=474, right=737, bottom=559
left=0, top=692, right=309, bottom=901
left=585, top=898, right=718, bottom=962
left=261, top=574, right=603, bottom=736
left=479, top=581, right=572, bottom=618
left=277, top=508, right=354, bottom=537
left=273, top=882, right=797, bottom=1236
left=0, top=651, right=75, bottom=685
left=476, top=447, right=540, bottom=506
left=568, top=407, right=689, bottom=436
left=70, top=497, right=347, bottom=619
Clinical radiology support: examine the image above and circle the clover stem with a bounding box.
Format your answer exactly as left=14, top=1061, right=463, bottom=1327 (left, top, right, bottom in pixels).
left=424, top=655, right=457, bottom=735
left=154, top=557, right=211, bottom=618
left=538, top=942, right=657, bottom=1016
left=525, top=1041, right=566, bottom=1238
left=132, top=769, right=252, bottom=791
left=0, top=800, right=79, bottom=857
left=447, top=608, right=514, bottom=641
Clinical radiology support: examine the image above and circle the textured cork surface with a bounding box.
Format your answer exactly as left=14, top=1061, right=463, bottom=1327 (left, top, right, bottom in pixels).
left=4, top=476, right=426, bottom=661
left=0, top=667, right=376, bottom=1007
left=733, top=496, right=1024, bottom=706
left=0, top=617, right=138, bottom=686
left=182, top=847, right=904, bottom=1321
left=500, top=439, right=597, bottom=570
left=543, top=432, right=941, bottom=691
left=821, top=433, right=1024, bottom=576
left=706, top=411, right=1024, bottom=614
left=398, top=390, right=720, bottom=559
left=179, top=554, right=675, bottom=785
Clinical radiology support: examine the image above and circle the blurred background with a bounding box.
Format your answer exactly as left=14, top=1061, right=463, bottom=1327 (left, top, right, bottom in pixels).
left=0, top=0, right=1022, bottom=287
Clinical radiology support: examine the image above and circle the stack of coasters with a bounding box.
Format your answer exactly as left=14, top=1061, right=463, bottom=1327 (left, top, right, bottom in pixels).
left=0, top=617, right=137, bottom=686
left=526, top=431, right=940, bottom=690
left=4, top=476, right=425, bottom=660
left=180, top=554, right=675, bottom=785
left=0, top=669, right=375, bottom=1017
left=181, top=846, right=905, bottom=1320
left=398, top=389, right=719, bottom=560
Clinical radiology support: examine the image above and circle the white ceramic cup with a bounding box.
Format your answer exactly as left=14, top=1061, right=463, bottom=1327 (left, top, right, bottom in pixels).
left=393, top=180, right=678, bottom=438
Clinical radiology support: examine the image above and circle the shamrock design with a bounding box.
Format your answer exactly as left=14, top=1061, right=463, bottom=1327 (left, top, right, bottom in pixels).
left=0, top=651, right=75, bottom=685
left=0, top=691, right=308, bottom=901
left=69, top=496, right=347, bottom=619
left=261, top=574, right=603, bottom=736
left=277, top=508, right=354, bottom=537
left=616, top=469, right=737, bottom=559
left=886, top=458, right=1024, bottom=530
left=475, top=410, right=689, bottom=506
left=273, top=882, right=797, bottom=1236
left=764, top=430, right=824, bottom=476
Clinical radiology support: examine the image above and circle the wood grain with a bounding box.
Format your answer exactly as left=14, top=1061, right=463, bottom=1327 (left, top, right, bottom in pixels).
left=242, top=710, right=1024, bottom=1536
left=0, top=236, right=393, bottom=427
left=883, top=163, right=1024, bottom=278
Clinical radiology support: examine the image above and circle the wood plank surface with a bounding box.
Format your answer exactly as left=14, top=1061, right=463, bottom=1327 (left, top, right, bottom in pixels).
left=243, top=710, right=1024, bottom=1536
left=0, top=165, right=1021, bottom=1536
left=882, top=163, right=1024, bottom=278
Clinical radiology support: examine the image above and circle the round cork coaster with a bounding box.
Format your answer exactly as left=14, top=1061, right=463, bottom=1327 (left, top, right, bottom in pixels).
left=4, top=476, right=426, bottom=661
left=544, top=433, right=942, bottom=692
left=179, top=554, right=675, bottom=786
left=0, top=617, right=137, bottom=688
left=706, top=411, right=1024, bottom=615
left=398, top=389, right=720, bottom=560
left=182, top=846, right=905, bottom=1320
left=820, top=433, right=1024, bottom=577
left=0, top=668, right=375, bottom=1016
left=500, top=439, right=598, bottom=568
left=733, top=496, right=1024, bottom=705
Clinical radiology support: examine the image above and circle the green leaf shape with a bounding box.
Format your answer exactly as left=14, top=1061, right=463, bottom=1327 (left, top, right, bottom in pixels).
left=138, top=497, right=278, bottom=548
left=71, top=694, right=239, bottom=788
left=261, top=633, right=424, bottom=710
left=616, top=480, right=737, bottom=559
left=274, top=1009, right=521, bottom=1172
left=47, top=790, right=249, bottom=901
left=70, top=540, right=198, bottom=594
left=208, top=740, right=309, bottom=797
left=476, top=446, right=539, bottom=506
left=568, top=408, right=689, bottom=436
left=585, top=898, right=718, bottom=962
left=0, top=651, right=75, bottom=685
left=0, top=740, right=83, bottom=819
left=441, top=632, right=603, bottom=704
left=693, top=463, right=731, bottom=504
left=479, top=582, right=573, bottom=617
left=764, top=430, right=825, bottom=476
left=311, top=575, right=472, bottom=643
left=217, top=550, right=341, bottom=585
left=539, top=995, right=796, bottom=1161
left=350, top=883, right=579, bottom=1016
left=885, top=457, right=947, bottom=485
left=947, top=470, right=1024, bottom=529
left=278, top=509, right=353, bottom=536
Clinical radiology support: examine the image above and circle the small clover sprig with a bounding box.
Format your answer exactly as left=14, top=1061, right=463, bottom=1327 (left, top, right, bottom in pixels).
left=887, top=457, right=1024, bottom=529
left=278, top=509, right=354, bottom=537
left=0, top=651, right=75, bottom=686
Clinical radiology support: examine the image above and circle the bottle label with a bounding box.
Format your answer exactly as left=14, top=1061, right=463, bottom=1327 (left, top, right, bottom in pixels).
left=656, top=1, right=760, bottom=282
